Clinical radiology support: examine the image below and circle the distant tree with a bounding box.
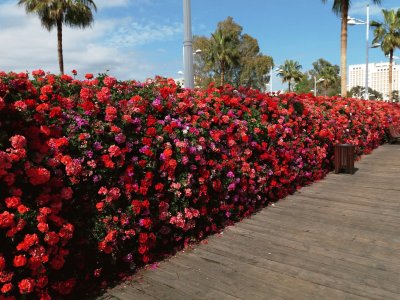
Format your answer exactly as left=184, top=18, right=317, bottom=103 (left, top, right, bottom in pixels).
left=193, top=17, right=273, bottom=89
left=322, top=0, right=382, bottom=98
left=371, top=9, right=400, bottom=102
left=392, top=90, right=399, bottom=102
left=310, top=58, right=340, bottom=96
left=294, top=72, right=313, bottom=94
left=349, top=86, right=383, bottom=100
left=208, top=29, right=239, bottom=86
left=277, top=60, right=303, bottom=92
left=18, top=0, right=97, bottom=74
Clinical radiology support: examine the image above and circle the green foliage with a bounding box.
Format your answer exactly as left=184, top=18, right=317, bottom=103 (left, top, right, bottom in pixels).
left=371, top=9, right=400, bottom=57
left=277, top=60, right=303, bottom=92
left=193, top=17, right=273, bottom=89
left=294, top=73, right=313, bottom=94
left=393, top=90, right=400, bottom=102
left=371, top=8, right=400, bottom=101
left=18, top=0, right=97, bottom=73
left=349, top=86, right=383, bottom=100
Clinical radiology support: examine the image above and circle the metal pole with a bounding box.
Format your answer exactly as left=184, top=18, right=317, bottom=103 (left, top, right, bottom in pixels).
left=365, top=4, right=369, bottom=100
left=314, top=76, right=317, bottom=97
left=183, top=0, right=194, bottom=89
left=270, top=68, right=273, bottom=93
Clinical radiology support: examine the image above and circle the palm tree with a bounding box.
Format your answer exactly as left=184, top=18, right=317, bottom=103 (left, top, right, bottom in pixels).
left=208, top=29, right=238, bottom=86
left=320, top=65, right=339, bottom=96
left=322, top=0, right=381, bottom=98
left=371, top=9, right=400, bottom=102
left=18, top=0, right=97, bottom=74
left=277, top=60, right=303, bottom=92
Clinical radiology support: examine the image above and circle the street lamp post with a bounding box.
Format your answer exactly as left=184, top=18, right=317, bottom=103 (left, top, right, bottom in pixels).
left=269, top=67, right=281, bottom=93
left=314, top=77, right=324, bottom=96
left=183, top=0, right=194, bottom=89
left=348, top=5, right=379, bottom=100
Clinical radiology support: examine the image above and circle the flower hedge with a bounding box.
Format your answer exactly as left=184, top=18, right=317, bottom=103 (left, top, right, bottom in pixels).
left=0, top=70, right=399, bottom=299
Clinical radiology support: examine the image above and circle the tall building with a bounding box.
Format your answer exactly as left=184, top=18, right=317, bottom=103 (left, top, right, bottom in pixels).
left=348, top=62, right=400, bottom=100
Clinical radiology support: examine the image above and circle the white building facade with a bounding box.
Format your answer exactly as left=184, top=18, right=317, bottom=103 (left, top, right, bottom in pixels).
left=348, top=62, right=400, bottom=100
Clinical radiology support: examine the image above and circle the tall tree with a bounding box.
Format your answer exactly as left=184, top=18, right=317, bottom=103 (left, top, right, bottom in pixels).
left=208, top=29, right=239, bottom=86
left=322, top=0, right=382, bottom=98
left=310, top=58, right=340, bottom=96
left=320, top=65, right=339, bottom=96
left=193, top=17, right=273, bottom=89
left=277, top=60, right=303, bottom=92
left=371, top=9, right=400, bottom=102
left=18, top=0, right=97, bottom=74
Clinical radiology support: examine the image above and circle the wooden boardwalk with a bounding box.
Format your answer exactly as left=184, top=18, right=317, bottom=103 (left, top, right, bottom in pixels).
left=99, top=144, right=400, bottom=300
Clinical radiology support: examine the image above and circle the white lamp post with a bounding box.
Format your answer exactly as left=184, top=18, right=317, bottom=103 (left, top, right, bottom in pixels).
left=348, top=5, right=380, bottom=100
left=269, top=68, right=281, bottom=93
left=314, top=77, right=324, bottom=96
left=183, top=0, right=194, bottom=89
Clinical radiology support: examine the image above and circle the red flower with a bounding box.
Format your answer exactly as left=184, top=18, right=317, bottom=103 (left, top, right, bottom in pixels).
left=18, top=278, right=35, bottom=294
left=13, top=255, right=27, bottom=267
left=1, top=282, right=12, bottom=293
left=72, top=69, right=77, bottom=76
left=50, top=255, right=65, bottom=270
left=26, top=167, right=50, bottom=185
left=102, top=154, right=115, bottom=169
left=0, top=256, right=5, bottom=271
left=37, top=222, right=49, bottom=233
left=44, top=231, right=59, bottom=246
left=5, top=197, right=20, bottom=209
left=32, top=69, right=45, bottom=77
left=16, top=234, right=38, bottom=252
left=85, top=73, right=94, bottom=79
left=131, top=200, right=141, bottom=214
left=0, top=212, right=14, bottom=229
left=51, top=278, right=76, bottom=295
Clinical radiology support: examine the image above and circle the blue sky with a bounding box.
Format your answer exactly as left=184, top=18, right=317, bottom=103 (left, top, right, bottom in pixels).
left=0, top=0, right=399, bottom=90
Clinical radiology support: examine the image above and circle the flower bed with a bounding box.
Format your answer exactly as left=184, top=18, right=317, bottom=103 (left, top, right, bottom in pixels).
left=0, top=70, right=399, bottom=299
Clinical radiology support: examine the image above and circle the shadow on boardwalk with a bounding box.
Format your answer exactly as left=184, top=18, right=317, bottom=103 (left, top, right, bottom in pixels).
left=98, top=144, right=400, bottom=300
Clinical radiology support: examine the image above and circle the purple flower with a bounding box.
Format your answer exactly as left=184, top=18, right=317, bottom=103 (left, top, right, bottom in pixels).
left=115, top=133, right=126, bottom=144
left=93, top=142, right=103, bottom=151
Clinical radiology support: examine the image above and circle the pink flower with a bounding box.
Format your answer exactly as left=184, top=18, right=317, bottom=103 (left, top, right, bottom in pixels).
left=10, top=135, right=26, bottom=149
left=108, top=145, right=121, bottom=157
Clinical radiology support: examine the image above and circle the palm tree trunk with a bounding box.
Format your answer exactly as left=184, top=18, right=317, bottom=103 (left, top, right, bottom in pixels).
left=220, top=61, right=225, bottom=86
left=57, top=19, right=64, bottom=74
left=340, top=3, right=349, bottom=98
left=288, top=81, right=291, bottom=92
left=389, top=50, right=393, bottom=102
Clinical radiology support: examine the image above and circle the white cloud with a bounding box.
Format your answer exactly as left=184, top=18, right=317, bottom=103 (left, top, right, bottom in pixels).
left=95, top=0, right=131, bottom=9
left=349, top=1, right=400, bottom=18
left=106, top=20, right=182, bottom=47
left=0, top=0, right=182, bottom=81
left=349, top=2, right=383, bottom=17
